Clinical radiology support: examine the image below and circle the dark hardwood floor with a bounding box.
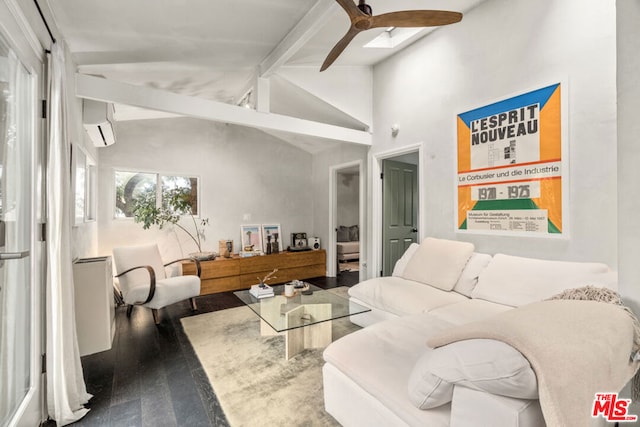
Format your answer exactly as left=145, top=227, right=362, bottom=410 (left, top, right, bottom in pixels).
left=69, top=272, right=360, bottom=427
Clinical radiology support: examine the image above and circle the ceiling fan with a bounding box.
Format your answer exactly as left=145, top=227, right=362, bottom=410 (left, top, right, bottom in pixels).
left=320, top=0, right=463, bottom=71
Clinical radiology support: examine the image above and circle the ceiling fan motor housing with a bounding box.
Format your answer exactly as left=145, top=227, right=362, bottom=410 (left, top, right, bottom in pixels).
left=357, top=0, right=372, bottom=16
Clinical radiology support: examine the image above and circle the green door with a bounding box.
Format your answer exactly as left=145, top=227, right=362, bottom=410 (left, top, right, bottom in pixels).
left=382, top=159, right=418, bottom=276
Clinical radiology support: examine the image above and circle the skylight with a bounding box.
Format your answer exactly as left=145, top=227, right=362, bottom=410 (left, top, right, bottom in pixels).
left=364, top=27, right=424, bottom=49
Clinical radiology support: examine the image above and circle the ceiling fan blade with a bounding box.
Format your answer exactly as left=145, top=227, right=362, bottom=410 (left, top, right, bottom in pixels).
left=371, top=10, right=462, bottom=28
left=320, top=26, right=361, bottom=72
left=335, top=0, right=365, bottom=20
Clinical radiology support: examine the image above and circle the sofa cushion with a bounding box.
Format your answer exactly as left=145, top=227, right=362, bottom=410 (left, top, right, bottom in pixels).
left=408, top=339, right=538, bottom=410
left=402, top=237, right=475, bottom=291
left=323, top=312, right=455, bottom=426
left=428, top=299, right=513, bottom=326
left=392, top=243, right=419, bottom=277
left=472, top=253, right=616, bottom=307
left=452, top=252, right=492, bottom=297
left=348, top=276, right=468, bottom=317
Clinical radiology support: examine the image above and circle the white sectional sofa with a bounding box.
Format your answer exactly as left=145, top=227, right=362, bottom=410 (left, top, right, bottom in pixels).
left=323, top=237, right=627, bottom=427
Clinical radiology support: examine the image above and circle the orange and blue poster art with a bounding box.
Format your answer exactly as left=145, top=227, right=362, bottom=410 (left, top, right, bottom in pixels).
left=457, top=83, right=563, bottom=235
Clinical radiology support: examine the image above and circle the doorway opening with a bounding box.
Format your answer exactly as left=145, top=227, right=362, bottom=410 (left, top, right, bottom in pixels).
left=328, top=160, right=364, bottom=281
left=371, top=143, right=423, bottom=278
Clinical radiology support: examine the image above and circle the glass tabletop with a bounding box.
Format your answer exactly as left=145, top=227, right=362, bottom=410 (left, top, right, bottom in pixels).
left=234, top=283, right=370, bottom=333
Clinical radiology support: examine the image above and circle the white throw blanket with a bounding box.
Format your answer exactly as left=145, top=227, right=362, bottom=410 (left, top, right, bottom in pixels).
left=427, top=300, right=640, bottom=427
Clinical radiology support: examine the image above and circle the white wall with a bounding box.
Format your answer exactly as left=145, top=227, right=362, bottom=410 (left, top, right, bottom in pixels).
left=97, top=117, right=314, bottom=261
left=372, top=0, right=617, bottom=266
left=278, top=66, right=373, bottom=129
left=617, top=0, right=640, bottom=312
left=66, top=44, right=99, bottom=260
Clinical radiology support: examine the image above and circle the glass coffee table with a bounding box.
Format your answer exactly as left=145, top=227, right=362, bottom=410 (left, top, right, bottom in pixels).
left=234, top=283, right=370, bottom=359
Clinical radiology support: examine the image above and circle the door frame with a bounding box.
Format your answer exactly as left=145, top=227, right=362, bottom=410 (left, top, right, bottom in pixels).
left=328, top=160, right=365, bottom=280
left=370, top=143, right=424, bottom=278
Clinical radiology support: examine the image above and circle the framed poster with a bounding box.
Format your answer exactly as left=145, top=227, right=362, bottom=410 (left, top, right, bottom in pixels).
left=240, top=224, right=262, bottom=253
left=456, top=83, right=565, bottom=236
left=262, top=224, right=282, bottom=253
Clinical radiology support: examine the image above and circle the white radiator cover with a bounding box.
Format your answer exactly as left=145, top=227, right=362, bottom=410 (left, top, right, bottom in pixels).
left=72, top=256, right=115, bottom=356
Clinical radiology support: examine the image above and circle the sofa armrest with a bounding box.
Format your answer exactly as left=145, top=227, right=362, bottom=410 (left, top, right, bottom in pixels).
left=450, top=387, right=544, bottom=427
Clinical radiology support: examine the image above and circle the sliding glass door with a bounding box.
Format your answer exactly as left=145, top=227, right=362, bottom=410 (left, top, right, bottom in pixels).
left=0, top=11, right=44, bottom=427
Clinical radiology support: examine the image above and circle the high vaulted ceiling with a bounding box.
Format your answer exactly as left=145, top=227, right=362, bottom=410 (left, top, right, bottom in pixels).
left=48, top=0, right=485, bottom=150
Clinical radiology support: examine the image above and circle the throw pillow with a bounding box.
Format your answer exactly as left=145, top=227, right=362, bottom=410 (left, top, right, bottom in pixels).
left=452, top=253, right=492, bottom=297
left=408, top=339, right=538, bottom=410
left=349, top=225, right=359, bottom=241
left=392, top=243, right=420, bottom=277
left=402, top=237, right=474, bottom=291
left=337, top=226, right=350, bottom=242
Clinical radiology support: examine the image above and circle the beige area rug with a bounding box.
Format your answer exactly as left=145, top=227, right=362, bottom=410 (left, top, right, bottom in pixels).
left=181, top=287, right=360, bottom=427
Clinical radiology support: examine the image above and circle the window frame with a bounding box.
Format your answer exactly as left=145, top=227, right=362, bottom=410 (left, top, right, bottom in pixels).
left=72, top=144, right=97, bottom=225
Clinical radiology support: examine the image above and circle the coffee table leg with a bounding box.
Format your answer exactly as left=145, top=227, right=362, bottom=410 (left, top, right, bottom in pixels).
left=303, top=304, right=332, bottom=349
left=283, top=303, right=332, bottom=360
left=284, top=306, right=306, bottom=359
left=260, top=319, right=278, bottom=336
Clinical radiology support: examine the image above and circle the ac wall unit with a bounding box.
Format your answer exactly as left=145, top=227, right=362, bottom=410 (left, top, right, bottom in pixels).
left=83, top=99, right=116, bottom=147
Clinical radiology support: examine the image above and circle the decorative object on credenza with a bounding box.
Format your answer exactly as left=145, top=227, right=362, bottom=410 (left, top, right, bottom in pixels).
left=241, top=224, right=263, bottom=257
left=219, top=239, right=234, bottom=258
left=262, top=224, right=282, bottom=254
left=291, top=232, right=308, bottom=250
left=266, top=234, right=272, bottom=255
left=132, top=184, right=212, bottom=258
left=190, top=251, right=218, bottom=261
left=309, top=237, right=321, bottom=250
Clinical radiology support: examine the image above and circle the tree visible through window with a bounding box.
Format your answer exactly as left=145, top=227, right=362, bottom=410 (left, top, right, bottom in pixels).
left=114, top=171, right=198, bottom=218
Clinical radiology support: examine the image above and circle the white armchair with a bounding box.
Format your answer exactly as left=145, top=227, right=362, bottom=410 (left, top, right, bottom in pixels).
left=112, top=243, right=201, bottom=324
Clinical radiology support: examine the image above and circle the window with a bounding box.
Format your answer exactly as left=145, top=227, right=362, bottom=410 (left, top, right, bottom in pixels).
left=161, top=175, right=198, bottom=215
left=114, top=171, right=198, bottom=218
left=73, top=145, right=97, bottom=224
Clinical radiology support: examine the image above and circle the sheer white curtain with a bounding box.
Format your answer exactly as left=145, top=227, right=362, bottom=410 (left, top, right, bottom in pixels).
left=46, top=42, right=91, bottom=426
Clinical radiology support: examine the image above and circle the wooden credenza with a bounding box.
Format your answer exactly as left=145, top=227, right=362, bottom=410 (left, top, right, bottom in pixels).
left=182, top=250, right=326, bottom=295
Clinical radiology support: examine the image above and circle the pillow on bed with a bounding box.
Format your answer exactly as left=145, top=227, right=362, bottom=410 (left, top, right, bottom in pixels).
left=337, top=226, right=350, bottom=242
left=349, top=225, right=359, bottom=241
left=402, top=237, right=474, bottom=291
left=408, top=339, right=538, bottom=410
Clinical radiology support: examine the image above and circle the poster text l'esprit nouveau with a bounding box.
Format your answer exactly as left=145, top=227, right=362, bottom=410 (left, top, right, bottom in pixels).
left=470, top=105, right=539, bottom=146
